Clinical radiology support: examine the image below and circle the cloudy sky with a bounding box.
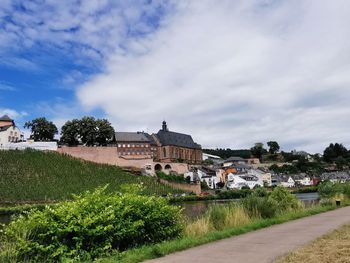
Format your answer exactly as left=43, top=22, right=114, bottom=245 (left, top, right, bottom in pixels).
left=1, top=0, right=349, bottom=153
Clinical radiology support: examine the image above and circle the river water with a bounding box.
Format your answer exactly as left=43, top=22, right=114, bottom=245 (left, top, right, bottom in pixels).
left=179, top=192, right=320, bottom=220
left=0, top=192, right=319, bottom=225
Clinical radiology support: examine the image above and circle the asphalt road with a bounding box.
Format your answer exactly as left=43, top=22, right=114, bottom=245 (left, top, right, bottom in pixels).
left=145, top=206, right=350, bottom=263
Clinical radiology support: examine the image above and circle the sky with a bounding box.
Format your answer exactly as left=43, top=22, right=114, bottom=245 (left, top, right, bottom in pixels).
left=1, top=0, right=350, bottom=153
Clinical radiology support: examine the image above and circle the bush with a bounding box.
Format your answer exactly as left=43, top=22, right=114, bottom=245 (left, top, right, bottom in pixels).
left=0, top=185, right=183, bottom=262
left=318, top=181, right=336, bottom=198
left=269, top=186, right=303, bottom=212
left=241, top=195, right=278, bottom=219
left=217, top=189, right=252, bottom=199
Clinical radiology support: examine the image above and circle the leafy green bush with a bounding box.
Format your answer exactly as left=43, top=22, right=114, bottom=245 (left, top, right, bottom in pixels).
left=0, top=185, right=183, bottom=262
left=318, top=181, right=336, bottom=198
left=241, top=195, right=278, bottom=218
left=269, top=186, right=303, bottom=212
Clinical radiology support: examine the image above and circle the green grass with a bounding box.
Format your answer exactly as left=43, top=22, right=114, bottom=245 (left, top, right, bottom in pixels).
left=0, top=149, right=183, bottom=203
left=97, top=204, right=340, bottom=263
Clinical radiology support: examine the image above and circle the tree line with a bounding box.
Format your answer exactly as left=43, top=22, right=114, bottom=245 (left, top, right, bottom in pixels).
left=24, top=117, right=115, bottom=146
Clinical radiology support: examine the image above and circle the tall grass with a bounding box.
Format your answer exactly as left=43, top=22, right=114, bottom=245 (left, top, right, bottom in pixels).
left=184, top=204, right=252, bottom=236
left=0, top=149, right=183, bottom=203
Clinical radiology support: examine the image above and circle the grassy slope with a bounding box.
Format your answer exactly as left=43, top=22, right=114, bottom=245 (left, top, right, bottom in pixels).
left=275, top=224, right=350, bottom=263
left=0, top=149, right=182, bottom=203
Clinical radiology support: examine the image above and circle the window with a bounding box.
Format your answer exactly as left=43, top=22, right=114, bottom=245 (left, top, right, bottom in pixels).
left=131, top=144, right=135, bottom=148
left=127, top=144, right=130, bottom=148
left=118, top=144, right=121, bottom=147
left=163, top=148, right=166, bottom=158
left=8, top=136, right=11, bottom=142
left=141, top=144, right=144, bottom=147
left=145, top=145, right=149, bottom=148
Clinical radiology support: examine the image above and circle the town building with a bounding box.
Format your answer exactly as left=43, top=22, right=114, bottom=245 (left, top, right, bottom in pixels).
left=0, top=115, right=23, bottom=147
left=115, top=132, right=157, bottom=158
left=151, top=121, right=202, bottom=164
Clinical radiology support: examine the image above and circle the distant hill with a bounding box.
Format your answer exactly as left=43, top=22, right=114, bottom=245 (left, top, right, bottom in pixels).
left=0, top=149, right=182, bottom=203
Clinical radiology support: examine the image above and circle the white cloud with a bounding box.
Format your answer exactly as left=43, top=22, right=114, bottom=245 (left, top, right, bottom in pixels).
left=76, top=0, right=350, bottom=153
left=0, top=108, right=27, bottom=119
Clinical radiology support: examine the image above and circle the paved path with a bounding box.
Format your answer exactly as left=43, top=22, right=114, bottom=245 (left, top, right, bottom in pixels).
left=145, top=206, right=350, bottom=263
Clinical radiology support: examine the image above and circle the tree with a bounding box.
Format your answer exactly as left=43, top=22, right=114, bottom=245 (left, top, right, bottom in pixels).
left=60, top=117, right=115, bottom=146
left=60, top=119, right=81, bottom=146
left=24, top=117, right=58, bottom=141
left=96, top=119, right=115, bottom=146
left=323, top=143, right=348, bottom=163
left=267, top=141, right=280, bottom=154
left=250, top=143, right=267, bottom=160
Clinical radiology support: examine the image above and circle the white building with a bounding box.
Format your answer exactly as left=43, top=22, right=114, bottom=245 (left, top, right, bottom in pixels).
left=0, top=115, right=23, bottom=148
left=202, top=153, right=221, bottom=161
left=226, top=173, right=263, bottom=190
left=247, top=168, right=272, bottom=187
left=280, top=176, right=295, bottom=188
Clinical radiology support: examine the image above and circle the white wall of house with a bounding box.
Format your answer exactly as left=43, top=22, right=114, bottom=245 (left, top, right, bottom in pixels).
left=247, top=169, right=272, bottom=187
left=226, top=173, right=262, bottom=189
left=280, top=177, right=295, bottom=188
left=0, top=126, right=22, bottom=147
left=295, top=177, right=312, bottom=186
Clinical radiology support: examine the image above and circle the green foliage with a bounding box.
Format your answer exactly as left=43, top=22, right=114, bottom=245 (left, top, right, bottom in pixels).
left=250, top=142, right=267, bottom=160
left=318, top=181, right=336, bottom=198
left=268, top=186, right=303, bottom=212
left=156, top=172, right=186, bottom=184
left=323, top=143, right=348, bottom=163
left=24, top=117, right=58, bottom=141
left=60, top=116, right=115, bottom=146
left=267, top=141, right=280, bottom=154
left=200, top=180, right=210, bottom=190
left=217, top=189, right=252, bottom=199
left=0, top=150, right=184, bottom=202
left=241, top=194, right=278, bottom=218
left=0, top=186, right=183, bottom=262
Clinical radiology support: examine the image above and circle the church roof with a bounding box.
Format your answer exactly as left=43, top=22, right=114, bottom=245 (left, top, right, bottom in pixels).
left=155, top=129, right=201, bottom=149
left=0, top=115, right=13, bottom=121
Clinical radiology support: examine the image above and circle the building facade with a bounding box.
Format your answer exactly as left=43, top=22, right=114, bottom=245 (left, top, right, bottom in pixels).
left=115, top=132, right=157, bottom=158
left=0, top=115, right=23, bottom=147
left=151, top=121, right=202, bottom=164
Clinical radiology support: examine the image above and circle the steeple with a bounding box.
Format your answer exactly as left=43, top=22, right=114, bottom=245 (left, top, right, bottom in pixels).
left=162, top=120, right=168, bottom=131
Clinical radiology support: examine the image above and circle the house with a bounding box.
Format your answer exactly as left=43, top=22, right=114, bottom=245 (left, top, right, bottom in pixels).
left=151, top=121, right=202, bottom=164
left=280, top=176, right=295, bottom=188
left=0, top=115, right=23, bottom=147
left=226, top=173, right=262, bottom=189
left=320, top=172, right=350, bottom=183
left=115, top=132, right=157, bottom=158
left=184, top=167, right=220, bottom=189
left=247, top=168, right=272, bottom=187
left=222, top=156, right=248, bottom=167
left=202, top=153, right=221, bottom=161
left=292, top=174, right=312, bottom=186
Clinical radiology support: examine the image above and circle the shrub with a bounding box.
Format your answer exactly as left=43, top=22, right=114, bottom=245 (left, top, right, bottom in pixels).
left=318, top=181, right=336, bottom=198
left=342, top=183, right=350, bottom=198
left=241, top=195, right=278, bottom=219
left=269, top=186, right=303, bottom=212
left=254, top=187, right=268, bottom=197
left=0, top=185, right=183, bottom=262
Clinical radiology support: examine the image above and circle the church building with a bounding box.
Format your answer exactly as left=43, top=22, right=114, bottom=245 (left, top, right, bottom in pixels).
left=152, top=121, right=202, bottom=164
